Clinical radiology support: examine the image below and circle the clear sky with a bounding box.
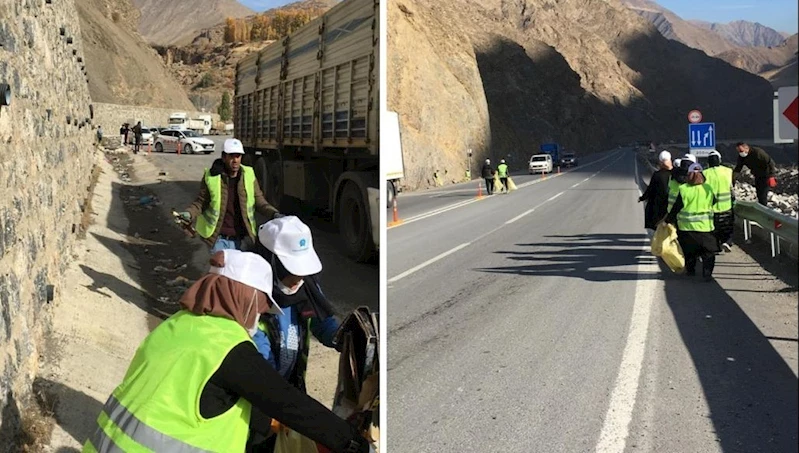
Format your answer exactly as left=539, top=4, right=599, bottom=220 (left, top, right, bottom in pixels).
left=239, top=0, right=798, bottom=34
left=658, top=0, right=798, bottom=34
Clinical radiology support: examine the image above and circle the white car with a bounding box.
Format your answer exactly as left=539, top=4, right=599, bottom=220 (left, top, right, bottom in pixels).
left=154, top=128, right=215, bottom=154
left=529, top=154, right=553, bottom=174
left=126, top=127, right=154, bottom=145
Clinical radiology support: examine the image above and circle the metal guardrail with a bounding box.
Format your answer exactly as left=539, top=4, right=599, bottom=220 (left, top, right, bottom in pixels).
left=734, top=201, right=798, bottom=258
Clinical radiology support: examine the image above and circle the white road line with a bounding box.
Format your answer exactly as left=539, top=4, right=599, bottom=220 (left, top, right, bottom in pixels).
left=571, top=183, right=580, bottom=188
left=505, top=208, right=536, bottom=224
left=389, top=151, right=629, bottom=282
left=387, top=242, right=471, bottom=283
left=595, top=150, right=654, bottom=453
left=390, top=150, right=625, bottom=229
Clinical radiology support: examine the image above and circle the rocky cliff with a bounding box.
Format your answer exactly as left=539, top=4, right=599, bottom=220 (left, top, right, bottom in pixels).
left=132, top=0, right=254, bottom=46
left=388, top=0, right=774, bottom=191
left=0, top=0, right=97, bottom=445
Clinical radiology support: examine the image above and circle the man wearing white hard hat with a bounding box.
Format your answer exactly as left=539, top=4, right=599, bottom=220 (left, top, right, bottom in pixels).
left=179, top=138, right=281, bottom=253
left=83, top=250, right=373, bottom=453
left=639, top=150, right=673, bottom=230
left=704, top=150, right=735, bottom=252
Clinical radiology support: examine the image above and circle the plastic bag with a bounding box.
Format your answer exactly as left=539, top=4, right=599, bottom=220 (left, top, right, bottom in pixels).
left=273, top=429, right=320, bottom=453
left=507, top=176, right=518, bottom=191
left=652, top=223, right=685, bottom=273
left=651, top=222, right=669, bottom=256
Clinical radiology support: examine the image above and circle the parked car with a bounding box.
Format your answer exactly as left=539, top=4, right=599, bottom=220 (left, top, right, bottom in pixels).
left=529, top=154, right=553, bottom=174
left=126, top=127, right=154, bottom=145
left=154, top=128, right=215, bottom=154
left=560, top=153, right=578, bottom=167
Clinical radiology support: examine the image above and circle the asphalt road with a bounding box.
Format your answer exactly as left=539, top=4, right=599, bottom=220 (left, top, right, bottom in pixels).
left=135, top=135, right=379, bottom=316
left=386, top=148, right=797, bottom=452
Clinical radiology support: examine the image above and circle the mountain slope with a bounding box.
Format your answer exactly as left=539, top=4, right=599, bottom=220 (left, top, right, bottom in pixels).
left=76, top=0, right=195, bottom=109
left=689, top=20, right=787, bottom=48
left=131, top=0, right=254, bottom=46
left=716, top=34, right=798, bottom=75
left=388, top=0, right=773, bottom=191
left=620, top=0, right=737, bottom=55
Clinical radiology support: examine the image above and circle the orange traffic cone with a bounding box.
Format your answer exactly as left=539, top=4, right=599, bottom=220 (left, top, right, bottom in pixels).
left=389, top=198, right=403, bottom=227
left=557, top=166, right=561, bottom=174
left=177, top=141, right=182, bottom=155
left=477, top=181, right=484, bottom=199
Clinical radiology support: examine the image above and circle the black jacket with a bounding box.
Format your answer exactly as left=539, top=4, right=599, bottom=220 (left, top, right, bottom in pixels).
left=481, top=164, right=494, bottom=179
left=640, top=168, right=671, bottom=229
left=733, top=146, right=776, bottom=179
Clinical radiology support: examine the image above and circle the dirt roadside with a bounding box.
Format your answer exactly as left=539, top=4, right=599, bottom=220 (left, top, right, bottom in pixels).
left=38, top=149, right=338, bottom=451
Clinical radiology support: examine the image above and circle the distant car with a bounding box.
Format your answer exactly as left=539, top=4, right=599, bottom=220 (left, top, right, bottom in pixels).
left=154, top=128, right=215, bottom=154
left=560, top=153, right=578, bottom=167
left=126, top=127, right=154, bottom=145
left=529, top=154, right=553, bottom=174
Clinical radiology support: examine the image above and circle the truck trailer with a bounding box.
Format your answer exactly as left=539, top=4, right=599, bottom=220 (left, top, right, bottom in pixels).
left=234, top=0, right=379, bottom=262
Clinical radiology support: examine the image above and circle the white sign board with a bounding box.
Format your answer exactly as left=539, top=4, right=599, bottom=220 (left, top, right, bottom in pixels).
left=777, top=86, right=798, bottom=140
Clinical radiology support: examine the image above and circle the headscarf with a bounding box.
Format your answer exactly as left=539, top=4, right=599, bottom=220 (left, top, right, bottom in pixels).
left=179, top=252, right=273, bottom=330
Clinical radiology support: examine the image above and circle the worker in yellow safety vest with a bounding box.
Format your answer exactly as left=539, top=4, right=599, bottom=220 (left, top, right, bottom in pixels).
left=178, top=138, right=281, bottom=253
left=703, top=150, right=735, bottom=253
left=497, top=159, right=509, bottom=193
left=664, top=162, right=720, bottom=281
left=82, top=249, right=374, bottom=453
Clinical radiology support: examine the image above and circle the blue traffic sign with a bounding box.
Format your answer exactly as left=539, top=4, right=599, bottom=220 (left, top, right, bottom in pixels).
left=688, top=122, right=715, bottom=150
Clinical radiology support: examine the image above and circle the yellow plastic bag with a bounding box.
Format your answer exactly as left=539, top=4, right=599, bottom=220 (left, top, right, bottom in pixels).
left=653, top=223, right=685, bottom=273
left=507, top=176, right=518, bottom=191
left=651, top=222, right=669, bottom=256
left=273, top=429, right=320, bottom=453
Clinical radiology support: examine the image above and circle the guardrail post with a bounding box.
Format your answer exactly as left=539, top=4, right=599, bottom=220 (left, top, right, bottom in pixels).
left=744, top=219, right=751, bottom=243
left=770, top=232, right=776, bottom=257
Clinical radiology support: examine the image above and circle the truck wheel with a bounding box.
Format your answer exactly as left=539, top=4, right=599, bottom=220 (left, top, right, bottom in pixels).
left=339, top=182, right=374, bottom=262
left=387, top=180, right=396, bottom=208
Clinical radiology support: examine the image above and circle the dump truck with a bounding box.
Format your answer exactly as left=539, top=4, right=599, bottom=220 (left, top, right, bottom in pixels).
left=234, top=0, right=379, bottom=262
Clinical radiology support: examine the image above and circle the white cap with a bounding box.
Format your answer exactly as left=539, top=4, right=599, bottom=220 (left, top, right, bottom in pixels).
left=658, top=150, right=671, bottom=162
left=208, top=249, right=282, bottom=315
left=258, top=216, right=322, bottom=277
left=708, top=150, right=722, bottom=159
left=485, top=159, right=490, bottom=164
left=684, top=154, right=697, bottom=163
left=674, top=158, right=682, bottom=167
left=223, top=138, right=245, bottom=155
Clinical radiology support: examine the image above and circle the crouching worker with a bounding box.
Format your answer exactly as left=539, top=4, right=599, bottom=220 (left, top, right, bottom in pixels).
left=248, top=216, right=345, bottom=451
left=664, top=163, right=720, bottom=281
left=82, top=249, right=373, bottom=453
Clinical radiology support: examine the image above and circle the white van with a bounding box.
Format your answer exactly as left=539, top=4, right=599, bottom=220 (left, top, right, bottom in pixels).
left=529, top=154, right=553, bottom=174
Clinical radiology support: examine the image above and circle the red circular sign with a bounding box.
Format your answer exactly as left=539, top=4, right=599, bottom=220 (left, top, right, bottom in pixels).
left=688, top=110, right=702, bottom=123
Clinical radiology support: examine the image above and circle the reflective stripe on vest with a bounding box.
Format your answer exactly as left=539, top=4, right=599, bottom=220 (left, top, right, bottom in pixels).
left=195, top=165, right=257, bottom=239
left=704, top=166, right=733, bottom=213
left=87, top=395, right=206, bottom=453
left=676, top=184, right=715, bottom=232
left=85, top=311, right=253, bottom=452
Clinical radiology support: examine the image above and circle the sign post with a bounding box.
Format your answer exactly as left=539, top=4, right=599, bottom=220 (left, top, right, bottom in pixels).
left=688, top=122, right=715, bottom=158
left=777, top=86, right=798, bottom=141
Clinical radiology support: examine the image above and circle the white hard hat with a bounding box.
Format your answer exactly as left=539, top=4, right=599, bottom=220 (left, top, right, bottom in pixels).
left=258, top=216, right=322, bottom=277
left=658, top=150, right=671, bottom=163
left=684, top=154, right=697, bottom=163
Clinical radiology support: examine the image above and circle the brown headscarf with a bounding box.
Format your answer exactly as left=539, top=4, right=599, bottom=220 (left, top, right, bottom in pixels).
left=179, top=251, right=272, bottom=330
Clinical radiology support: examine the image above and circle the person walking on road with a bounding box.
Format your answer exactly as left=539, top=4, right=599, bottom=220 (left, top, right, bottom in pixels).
left=481, top=159, right=495, bottom=195
left=704, top=150, right=735, bottom=252
left=497, top=159, right=509, bottom=193
left=120, top=123, right=128, bottom=147
left=639, top=151, right=673, bottom=230
left=96, top=125, right=103, bottom=145
left=82, top=250, right=374, bottom=453
left=247, top=216, right=347, bottom=451
left=733, top=142, right=777, bottom=206
left=132, top=121, right=143, bottom=154
left=665, top=163, right=719, bottom=281
left=178, top=138, right=280, bottom=253
left=666, top=158, right=689, bottom=213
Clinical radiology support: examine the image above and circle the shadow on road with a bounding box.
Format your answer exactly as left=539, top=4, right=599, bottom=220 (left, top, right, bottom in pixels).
left=477, top=229, right=798, bottom=450
left=476, top=233, right=657, bottom=282
left=659, top=257, right=798, bottom=452
left=34, top=377, right=103, bottom=450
